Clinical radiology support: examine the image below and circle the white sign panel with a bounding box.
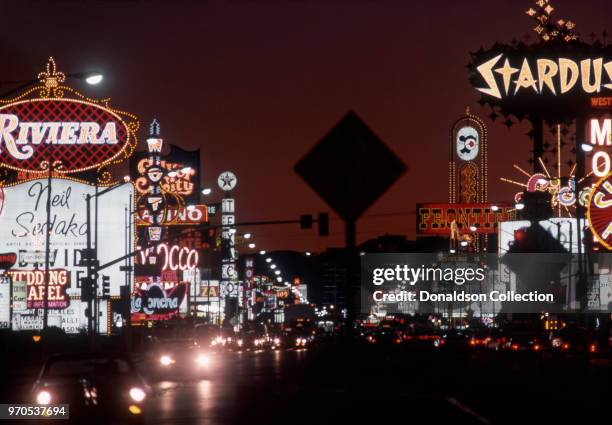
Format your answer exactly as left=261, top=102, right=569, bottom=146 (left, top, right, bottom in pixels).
left=11, top=300, right=108, bottom=334
left=0, top=276, right=10, bottom=329
left=499, top=218, right=587, bottom=254
left=0, top=179, right=133, bottom=298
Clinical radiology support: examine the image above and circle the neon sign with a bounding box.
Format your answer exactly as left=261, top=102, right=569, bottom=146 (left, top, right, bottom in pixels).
left=587, top=174, right=612, bottom=250
left=475, top=55, right=612, bottom=99
left=417, top=203, right=516, bottom=235
left=0, top=58, right=138, bottom=176
left=138, top=243, right=198, bottom=271
left=7, top=269, right=69, bottom=309
left=588, top=119, right=612, bottom=178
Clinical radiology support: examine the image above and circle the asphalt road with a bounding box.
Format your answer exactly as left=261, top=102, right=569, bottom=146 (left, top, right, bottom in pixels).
left=139, top=345, right=612, bottom=425
left=2, top=344, right=611, bottom=424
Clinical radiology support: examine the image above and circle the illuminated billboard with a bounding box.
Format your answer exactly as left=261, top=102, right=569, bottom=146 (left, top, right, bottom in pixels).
left=0, top=179, right=133, bottom=299
left=0, top=58, right=138, bottom=180
left=417, top=203, right=516, bottom=235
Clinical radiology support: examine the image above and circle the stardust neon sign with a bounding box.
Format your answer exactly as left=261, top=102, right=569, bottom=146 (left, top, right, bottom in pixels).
left=475, top=55, right=612, bottom=99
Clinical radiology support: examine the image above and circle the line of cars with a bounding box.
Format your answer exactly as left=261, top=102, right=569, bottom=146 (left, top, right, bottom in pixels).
left=359, top=319, right=605, bottom=357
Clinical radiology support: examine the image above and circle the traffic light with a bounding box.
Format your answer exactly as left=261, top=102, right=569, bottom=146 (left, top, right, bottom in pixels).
left=318, top=212, right=329, bottom=236
left=102, top=275, right=110, bottom=298
left=300, top=214, right=313, bottom=229
left=80, top=277, right=95, bottom=302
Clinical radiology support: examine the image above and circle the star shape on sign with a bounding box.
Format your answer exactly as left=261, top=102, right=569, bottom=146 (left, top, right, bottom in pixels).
left=220, top=173, right=235, bottom=188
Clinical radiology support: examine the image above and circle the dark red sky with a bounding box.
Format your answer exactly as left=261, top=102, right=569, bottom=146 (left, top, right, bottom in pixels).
left=1, top=0, right=610, bottom=252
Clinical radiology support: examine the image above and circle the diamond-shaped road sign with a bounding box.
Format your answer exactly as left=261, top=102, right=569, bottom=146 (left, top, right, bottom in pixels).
left=295, top=111, right=406, bottom=223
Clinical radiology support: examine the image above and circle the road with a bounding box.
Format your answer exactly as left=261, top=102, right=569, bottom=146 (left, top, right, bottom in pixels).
left=139, top=344, right=612, bottom=425
left=2, top=343, right=610, bottom=424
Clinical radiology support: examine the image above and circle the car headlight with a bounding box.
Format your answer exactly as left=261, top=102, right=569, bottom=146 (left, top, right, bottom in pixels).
left=160, top=355, right=173, bottom=366
left=129, top=387, right=146, bottom=402
left=36, top=390, right=52, bottom=405
left=196, top=354, right=211, bottom=367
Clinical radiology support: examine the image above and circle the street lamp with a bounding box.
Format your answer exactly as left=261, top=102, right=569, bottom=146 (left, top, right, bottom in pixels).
left=244, top=233, right=252, bottom=239
left=202, top=188, right=212, bottom=195
left=581, top=143, right=594, bottom=152
left=266, top=258, right=272, bottom=263
left=85, top=74, right=103, bottom=85
left=259, top=250, right=266, bottom=255
left=248, top=243, right=256, bottom=249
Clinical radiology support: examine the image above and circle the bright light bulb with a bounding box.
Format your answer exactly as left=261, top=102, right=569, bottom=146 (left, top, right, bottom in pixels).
left=85, top=74, right=103, bottom=85
left=202, top=188, right=212, bottom=195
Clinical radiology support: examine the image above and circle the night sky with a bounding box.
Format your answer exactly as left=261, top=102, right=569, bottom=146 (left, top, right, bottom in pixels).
left=1, top=0, right=611, bottom=252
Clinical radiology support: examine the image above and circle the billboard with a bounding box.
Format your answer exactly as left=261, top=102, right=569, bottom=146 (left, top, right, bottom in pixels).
left=131, top=281, right=187, bottom=322
left=0, top=178, right=133, bottom=299
left=0, top=276, right=10, bottom=329
left=417, top=203, right=516, bottom=235
left=11, top=300, right=108, bottom=334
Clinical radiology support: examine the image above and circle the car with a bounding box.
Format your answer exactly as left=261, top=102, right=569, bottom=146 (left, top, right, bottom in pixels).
left=31, top=351, right=149, bottom=424
left=551, top=325, right=598, bottom=355
left=153, top=339, right=214, bottom=375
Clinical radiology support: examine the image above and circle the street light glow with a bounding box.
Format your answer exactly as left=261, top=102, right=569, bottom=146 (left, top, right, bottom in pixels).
left=491, top=205, right=499, bottom=212
left=276, top=277, right=282, bottom=282
left=270, top=264, right=276, bottom=269
left=266, top=258, right=272, bottom=263
left=275, top=270, right=281, bottom=275
left=248, top=243, right=256, bottom=249
left=305, top=252, right=311, bottom=256
left=202, top=188, right=212, bottom=195
left=85, top=74, right=103, bottom=85
left=259, top=250, right=266, bottom=255
left=515, top=202, right=525, bottom=210
left=581, top=143, right=594, bottom=152
left=244, top=233, right=252, bottom=239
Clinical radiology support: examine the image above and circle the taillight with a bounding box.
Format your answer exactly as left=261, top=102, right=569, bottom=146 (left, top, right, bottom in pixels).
left=589, top=343, right=597, bottom=353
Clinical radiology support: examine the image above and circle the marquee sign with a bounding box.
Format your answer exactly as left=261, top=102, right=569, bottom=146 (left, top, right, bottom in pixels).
left=131, top=282, right=187, bottom=321
left=0, top=58, right=138, bottom=178
left=0, top=178, right=133, bottom=298
left=417, top=203, right=516, bottom=235
left=135, top=204, right=208, bottom=226
left=7, top=268, right=70, bottom=309
left=587, top=174, right=612, bottom=250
